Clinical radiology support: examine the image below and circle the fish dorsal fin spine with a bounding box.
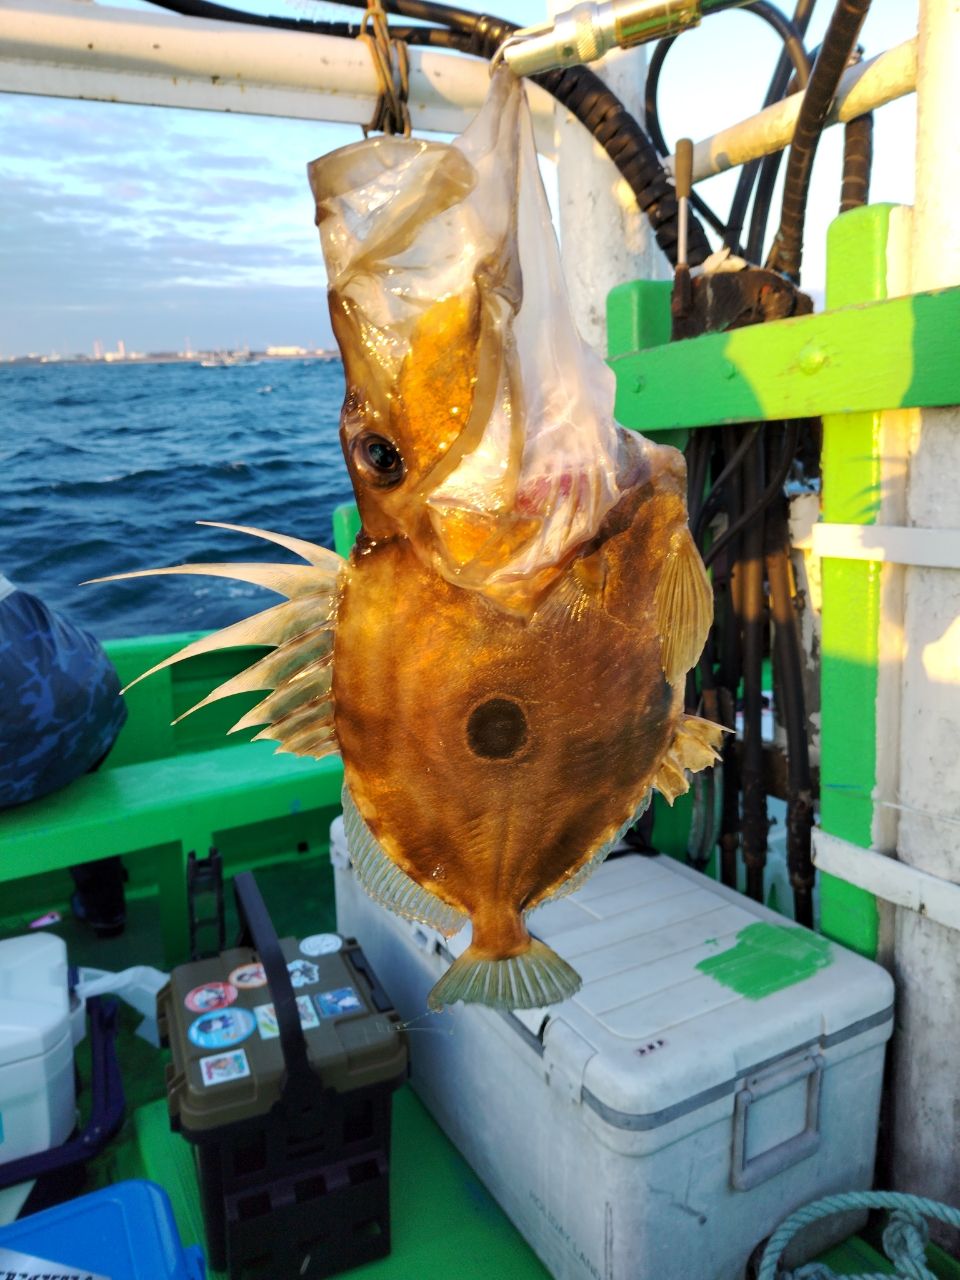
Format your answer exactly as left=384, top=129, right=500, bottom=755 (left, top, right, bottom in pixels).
left=426, top=939, right=581, bottom=1011
left=88, top=524, right=344, bottom=762
left=654, top=526, right=713, bottom=687
left=341, top=786, right=467, bottom=937
left=652, top=713, right=726, bottom=805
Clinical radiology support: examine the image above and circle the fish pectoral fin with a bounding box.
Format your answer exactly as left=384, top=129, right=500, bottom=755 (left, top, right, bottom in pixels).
left=341, top=787, right=466, bottom=937
left=427, top=939, right=581, bottom=1011
left=654, top=526, right=713, bottom=687
left=653, top=714, right=727, bottom=806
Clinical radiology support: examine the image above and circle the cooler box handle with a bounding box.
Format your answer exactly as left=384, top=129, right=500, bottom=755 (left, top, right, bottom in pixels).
left=731, top=1051, right=824, bottom=1191
left=233, top=871, right=312, bottom=1090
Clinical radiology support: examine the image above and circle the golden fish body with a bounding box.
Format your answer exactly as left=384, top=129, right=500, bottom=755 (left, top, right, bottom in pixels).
left=95, top=69, right=721, bottom=1012
left=333, top=438, right=717, bottom=1008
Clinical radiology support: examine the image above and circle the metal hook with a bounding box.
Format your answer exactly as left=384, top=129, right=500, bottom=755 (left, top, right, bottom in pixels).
left=489, top=33, right=526, bottom=77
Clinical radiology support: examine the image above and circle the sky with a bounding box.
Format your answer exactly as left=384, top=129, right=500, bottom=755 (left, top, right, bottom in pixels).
left=0, top=0, right=918, bottom=358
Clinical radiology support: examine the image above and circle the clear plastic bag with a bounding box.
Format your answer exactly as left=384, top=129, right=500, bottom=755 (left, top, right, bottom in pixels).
left=310, top=68, right=627, bottom=605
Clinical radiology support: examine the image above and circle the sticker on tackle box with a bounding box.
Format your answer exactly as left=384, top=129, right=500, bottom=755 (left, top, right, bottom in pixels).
left=200, top=1049, right=251, bottom=1087
left=299, top=933, right=342, bottom=957
left=254, top=996, right=320, bottom=1040
left=287, top=958, right=321, bottom=989
left=316, top=986, right=363, bottom=1018
left=229, top=961, right=268, bottom=990
left=185, top=980, right=237, bottom=1013
left=188, top=1006, right=256, bottom=1050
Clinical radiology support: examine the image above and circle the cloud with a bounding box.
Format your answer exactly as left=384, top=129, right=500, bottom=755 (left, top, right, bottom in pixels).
left=0, top=95, right=349, bottom=355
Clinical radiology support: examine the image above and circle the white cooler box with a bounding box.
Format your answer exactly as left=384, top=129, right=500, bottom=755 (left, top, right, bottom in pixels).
left=0, top=933, right=77, bottom=1214
left=331, top=820, right=894, bottom=1280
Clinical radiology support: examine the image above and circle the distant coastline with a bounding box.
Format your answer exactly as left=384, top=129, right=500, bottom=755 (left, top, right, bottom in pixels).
left=1, top=348, right=341, bottom=367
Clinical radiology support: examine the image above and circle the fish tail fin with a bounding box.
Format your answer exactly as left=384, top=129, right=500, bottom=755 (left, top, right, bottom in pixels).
left=427, top=940, right=580, bottom=1012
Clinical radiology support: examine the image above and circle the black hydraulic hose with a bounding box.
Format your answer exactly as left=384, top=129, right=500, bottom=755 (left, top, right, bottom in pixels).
left=746, top=147, right=786, bottom=263
left=745, top=42, right=819, bottom=261
left=724, top=0, right=816, bottom=253
left=686, top=430, right=713, bottom=533
left=331, top=0, right=713, bottom=260
left=765, top=511, right=815, bottom=927
left=644, top=36, right=740, bottom=245
left=766, top=0, right=873, bottom=280
left=739, top=433, right=768, bottom=903
left=840, top=110, right=873, bottom=212
left=694, top=423, right=762, bottom=544
left=531, top=61, right=709, bottom=263
left=142, top=0, right=452, bottom=41
left=742, top=1, right=812, bottom=81
left=703, top=418, right=800, bottom=569
left=145, top=0, right=711, bottom=267
left=716, top=425, right=747, bottom=890
left=645, top=4, right=811, bottom=257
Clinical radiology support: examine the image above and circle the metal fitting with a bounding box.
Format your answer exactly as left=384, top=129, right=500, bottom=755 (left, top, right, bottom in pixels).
left=500, top=0, right=702, bottom=78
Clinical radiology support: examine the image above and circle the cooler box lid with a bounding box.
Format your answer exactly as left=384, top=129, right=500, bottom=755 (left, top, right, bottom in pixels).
left=0, top=933, right=70, bottom=1068
left=0, top=1179, right=205, bottom=1279
left=483, top=854, right=894, bottom=1128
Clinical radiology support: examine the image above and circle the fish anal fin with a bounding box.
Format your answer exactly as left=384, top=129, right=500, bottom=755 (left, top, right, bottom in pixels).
left=653, top=713, right=727, bottom=806
left=427, top=940, right=581, bottom=1011
left=342, top=787, right=466, bottom=937
left=655, top=526, right=713, bottom=687
left=532, top=791, right=652, bottom=909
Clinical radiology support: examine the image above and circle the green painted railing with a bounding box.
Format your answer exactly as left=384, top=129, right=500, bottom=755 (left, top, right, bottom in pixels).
left=607, top=270, right=960, bottom=432
left=605, top=203, right=960, bottom=959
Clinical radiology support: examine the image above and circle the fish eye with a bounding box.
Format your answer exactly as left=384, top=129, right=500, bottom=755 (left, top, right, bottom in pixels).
left=353, top=433, right=405, bottom=488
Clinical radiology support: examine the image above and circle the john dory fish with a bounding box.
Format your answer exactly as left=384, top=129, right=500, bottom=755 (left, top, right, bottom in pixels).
left=96, top=69, right=722, bottom=1011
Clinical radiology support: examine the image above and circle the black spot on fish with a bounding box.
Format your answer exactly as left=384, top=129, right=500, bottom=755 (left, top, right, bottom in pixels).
left=467, top=698, right=528, bottom=760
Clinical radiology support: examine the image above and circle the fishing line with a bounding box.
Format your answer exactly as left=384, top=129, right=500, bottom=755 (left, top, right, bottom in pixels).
left=390, top=1009, right=455, bottom=1036
left=876, top=801, right=960, bottom=831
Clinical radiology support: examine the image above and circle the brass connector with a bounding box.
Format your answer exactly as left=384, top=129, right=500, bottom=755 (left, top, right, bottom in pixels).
left=501, top=1, right=701, bottom=77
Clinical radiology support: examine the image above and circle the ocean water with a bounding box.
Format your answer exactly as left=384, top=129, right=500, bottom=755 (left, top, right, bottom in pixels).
left=1, top=359, right=351, bottom=639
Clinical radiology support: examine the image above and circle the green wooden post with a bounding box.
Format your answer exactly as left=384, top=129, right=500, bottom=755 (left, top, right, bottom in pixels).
left=606, top=280, right=688, bottom=452
left=817, top=205, right=898, bottom=958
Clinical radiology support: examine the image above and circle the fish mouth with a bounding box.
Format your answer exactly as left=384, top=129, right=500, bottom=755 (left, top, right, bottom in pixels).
left=425, top=465, right=611, bottom=592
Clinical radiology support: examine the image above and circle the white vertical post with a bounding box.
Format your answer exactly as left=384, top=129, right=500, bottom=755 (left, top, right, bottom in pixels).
left=549, top=24, right=671, bottom=354
left=891, top=0, right=960, bottom=1231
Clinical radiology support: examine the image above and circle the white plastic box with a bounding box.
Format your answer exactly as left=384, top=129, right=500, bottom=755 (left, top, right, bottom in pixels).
left=331, top=820, right=894, bottom=1280
left=0, top=934, right=76, bottom=1172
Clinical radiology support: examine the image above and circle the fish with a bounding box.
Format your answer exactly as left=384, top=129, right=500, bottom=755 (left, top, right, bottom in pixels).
left=92, top=69, right=722, bottom=1013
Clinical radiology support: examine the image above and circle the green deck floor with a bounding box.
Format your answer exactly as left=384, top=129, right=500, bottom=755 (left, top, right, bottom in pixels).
left=124, top=1089, right=549, bottom=1280
left=6, top=853, right=957, bottom=1279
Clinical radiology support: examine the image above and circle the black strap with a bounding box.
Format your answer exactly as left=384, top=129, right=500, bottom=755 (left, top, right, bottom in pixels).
left=233, top=871, right=312, bottom=1088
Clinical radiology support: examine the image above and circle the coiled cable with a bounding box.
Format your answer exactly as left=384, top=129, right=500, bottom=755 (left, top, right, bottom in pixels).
left=766, top=0, right=874, bottom=280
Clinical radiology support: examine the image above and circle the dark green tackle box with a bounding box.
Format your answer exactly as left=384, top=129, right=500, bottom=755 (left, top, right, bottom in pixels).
left=158, top=872, right=407, bottom=1280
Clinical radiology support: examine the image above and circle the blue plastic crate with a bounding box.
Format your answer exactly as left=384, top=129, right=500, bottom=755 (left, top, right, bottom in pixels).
left=0, top=1179, right=205, bottom=1279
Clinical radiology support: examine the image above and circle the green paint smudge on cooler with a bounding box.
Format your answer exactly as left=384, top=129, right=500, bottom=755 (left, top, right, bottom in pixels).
left=697, top=922, right=833, bottom=999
